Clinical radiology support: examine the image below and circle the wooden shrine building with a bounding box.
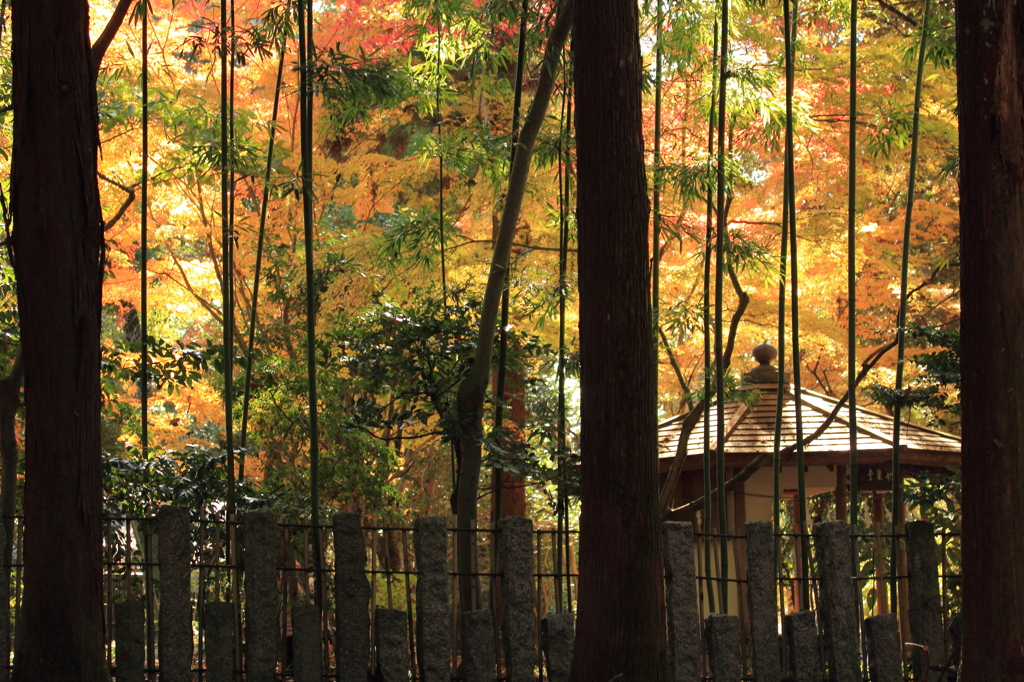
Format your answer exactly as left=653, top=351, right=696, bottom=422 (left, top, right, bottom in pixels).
left=658, top=344, right=961, bottom=525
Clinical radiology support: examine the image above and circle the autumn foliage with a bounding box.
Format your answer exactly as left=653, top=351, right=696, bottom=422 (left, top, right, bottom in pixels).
left=0, top=0, right=960, bottom=521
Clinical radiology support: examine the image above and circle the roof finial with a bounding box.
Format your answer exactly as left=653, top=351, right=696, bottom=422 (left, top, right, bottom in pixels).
left=745, top=342, right=780, bottom=384
left=753, top=341, right=778, bottom=366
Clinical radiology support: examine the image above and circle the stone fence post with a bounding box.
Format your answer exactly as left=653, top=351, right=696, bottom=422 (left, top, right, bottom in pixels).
left=813, top=521, right=860, bottom=682
left=334, top=513, right=371, bottom=682
left=414, top=516, right=449, bottom=682
left=499, top=516, right=535, bottom=682
left=663, top=521, right=700, bottom=682
left=157, top=505, right=192, bottom=682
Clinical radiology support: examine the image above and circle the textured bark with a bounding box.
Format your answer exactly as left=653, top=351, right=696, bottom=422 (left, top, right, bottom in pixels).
left=0, top=351, right=22, bottom=569
left=956, top=1, right=1024, bottom=679
left=570, top=0, right=667, bottom=678
left=10, top=1, right=108, bottom=680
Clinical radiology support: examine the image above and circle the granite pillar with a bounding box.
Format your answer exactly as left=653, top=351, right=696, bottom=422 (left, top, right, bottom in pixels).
left=745, top=520, right=780, bottom=682
left=242, top=509, right=280, bottom=682
left=157, top=505, right=192, bottom=682
left=663, top=521, right=701, bottom=682
left=499, top=516, right=535, bottom=682
left=705, top=614, right=741, bottom=682
left=375, top=607, right=409, bottom=682
left=334, top=513, right=371, bottom=682
left=292, top=604, right=322, bottom=682
left=203, top=601, right=234, bottom=682
left=541, top=612, right=574, bottom=682
left=813, top=521, right=860, bottom=682
left=906, top=521, right=946, bottom=678
left=784, top=611, right=820, bottom=682
left=414, top=516, right=449, bottom=682
left=115, top=599, right=145, bottom=682
left=864, top=614, right=901, bottom=682
left=460, top=608, right=495, bottom=682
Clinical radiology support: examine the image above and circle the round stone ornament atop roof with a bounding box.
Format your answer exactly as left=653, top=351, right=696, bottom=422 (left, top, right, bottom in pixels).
left=745, top=343, right=780, bottom=383
left=753, top=342, right=778, bottom=366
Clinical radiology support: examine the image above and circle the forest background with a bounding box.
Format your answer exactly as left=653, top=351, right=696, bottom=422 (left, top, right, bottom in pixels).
left=0, top=0, right=961, bottom=528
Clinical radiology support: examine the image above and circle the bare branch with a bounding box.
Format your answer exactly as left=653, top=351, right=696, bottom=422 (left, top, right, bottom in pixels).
left=166, top=252, right=224, bottom=324
left=451, top=237, right=577, bottom=254
left=658, top=325, right=690, bottom=397
left=875, top=0, right=917, bottom=27
left=98, top=173, right=139, bottom=232
left=657, top=402, right=703, bottom=513
left=92, top=0, right=135, bottom=74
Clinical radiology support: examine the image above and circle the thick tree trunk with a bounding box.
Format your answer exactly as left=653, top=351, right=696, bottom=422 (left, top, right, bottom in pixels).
left=570, top=0, right=667, bottom=678
left=956, top=1, right=1024, bottom=679
left=0, top=350, right=22, bottom=568
left=10, top=1, right=108, bottom=680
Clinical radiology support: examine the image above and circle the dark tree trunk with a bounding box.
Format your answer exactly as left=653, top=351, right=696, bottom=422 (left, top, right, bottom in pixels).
left=10, top=1, right=108, bottom=680
left=570, top=0, right=667, bottom=678
left=0, top=350, right=22, bottom=568
left=451, top=0, right=573, bottom=611
left=956, top=1, right=1024, bottom=679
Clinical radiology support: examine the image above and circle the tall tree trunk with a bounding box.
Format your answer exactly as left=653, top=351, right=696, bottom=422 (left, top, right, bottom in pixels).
left=0, top=350, right=23, bottom=569
left=10, top=1, right=108, bottom=680
left=570, top=0, right=667, bottom=678
left=958, top=0, right=1024, bottom=675
left=451, top=0, right=573, bottom=611
left=957, top=1, right=1024, bottom=679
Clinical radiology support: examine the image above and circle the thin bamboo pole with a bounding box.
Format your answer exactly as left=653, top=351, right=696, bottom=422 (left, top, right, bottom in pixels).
left=435, top=6, right=448, bottom=306
left=555, top=67, right=568, bottom=615
left=713, top=0, right=730, bottom=614
left=197, top=509, right=207, bottom=679
left=140, top=0, right=150, bottom=457
left=652, top=0, right=663, bottom=366
left=220, top=0, right=235, bottom=521
left=702, top=19, right=719, bottom=616
left=847, top=0, right=861, bottom=541
left=772, top=0, right=792, bottom=625
left=240, top=41, right=288, bottom=459
left=782, top=0, right=810, bottom=613
left=435, top=2, right=456, bottom=508
left=296, top=0, right=323, bottom=606
left=559, top=77, right=575, bottom=611
left=845, top=6, right=868, bottom=671
left=144, top=520, right=155, bottom=682
left=891, top=0, right=933, bottom=612
left=105, top=519, right=114, bottom=672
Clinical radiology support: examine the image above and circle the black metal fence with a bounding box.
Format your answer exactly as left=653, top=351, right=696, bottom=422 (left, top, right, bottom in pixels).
left=0, top=511, right=961, bottom=681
